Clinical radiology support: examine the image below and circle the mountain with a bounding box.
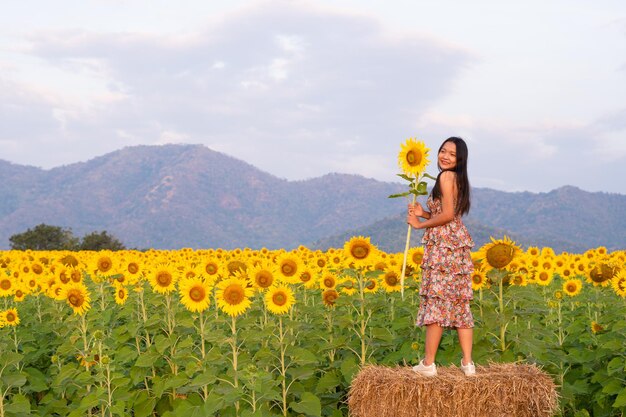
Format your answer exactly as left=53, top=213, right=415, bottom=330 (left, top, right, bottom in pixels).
left=1, top=144, right=624, bottom=252
left=0, top=145, right=406, bottom=249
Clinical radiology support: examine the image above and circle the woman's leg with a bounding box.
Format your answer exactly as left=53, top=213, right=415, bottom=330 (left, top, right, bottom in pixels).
left=423, top=323, right=444, bottom=365
left=457, top=327, right=473, bottom=365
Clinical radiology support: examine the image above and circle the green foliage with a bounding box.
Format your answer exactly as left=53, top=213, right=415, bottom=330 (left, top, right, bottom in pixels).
left=0, top=271, right=624, bottom=416
left=8, top=223, right=126, bottom=251
left=9, top=224, right=80, bottom=250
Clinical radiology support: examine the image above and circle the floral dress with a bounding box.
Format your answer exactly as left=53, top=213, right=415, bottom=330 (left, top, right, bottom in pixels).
left=416, top=196, right=475, bottom=328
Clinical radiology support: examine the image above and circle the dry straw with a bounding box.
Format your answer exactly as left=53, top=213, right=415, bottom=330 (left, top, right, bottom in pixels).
left=348, top=363, right=559, bottom=417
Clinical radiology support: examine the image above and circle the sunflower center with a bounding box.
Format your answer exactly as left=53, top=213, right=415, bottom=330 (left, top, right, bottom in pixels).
left=281, top=260, right=297, bottom=277
left=256, top=271, right=273, bottom=288
left=299, top=272, right=312, bottom=283
left=156, top=271, right=173, bottom=287
left=316, top=259, right=326, bottom=268
left=472, top=274, right=482, bottom=284
left=6, top=312, right=16, bottom=322
left=189, top=285, right=206, bottom=302
left=128, top=263, right=139, bottom=274
left=323, top=277, right=335, bottom=288
left=71, top=270, right=82, bottom=282
left=32, top=264, right=43, bottom=274
left=224, top=284, right=245, bottom=305
left=205, top=263, right=218, bottom=275
left=272, top=291, right=287, bottom=306
left=406, top=150, right=422, bottom=166
left=227, top=261, right=246, bottom=276
left=365, top=280, right=376, bottom=290
left=15, top=289, right=24, bottom=298
left=385, top=273, right=398, bottom=286
left=59, top=272, right=70, bottom=284
left=351, top=244, right=369, bottom=260
left=486, top=244, right=515, bottom=269
left=538, top=272, right=549, bottom=281
left=0, top=279, right=11, bottom=290
left=68, top=290, right=85, bottom=307
left=118, top=289, right=126, bottom=299
left=323, top=290, right=338, bottom=306
left=566, top=283, right=577, bottom=293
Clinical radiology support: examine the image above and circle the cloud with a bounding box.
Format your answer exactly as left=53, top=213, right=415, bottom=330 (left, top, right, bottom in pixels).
left=2, top=0, right=472, bottom=177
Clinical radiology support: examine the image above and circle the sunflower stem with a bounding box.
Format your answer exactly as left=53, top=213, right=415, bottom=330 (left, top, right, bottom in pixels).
left=230, top=315, right=240, bottom=416
left=199, top=311, right=208, bottom=400
left=279, top=316, right=288, bottom=417
left=400, top=192, right=417, bottom=300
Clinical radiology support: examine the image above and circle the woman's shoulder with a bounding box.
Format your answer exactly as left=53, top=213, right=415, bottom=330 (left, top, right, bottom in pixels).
left=439, top=170, right=457, bottom=180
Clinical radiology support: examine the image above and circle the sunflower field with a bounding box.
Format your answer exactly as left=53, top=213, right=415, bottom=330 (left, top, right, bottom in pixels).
left=0, top=237, right=625, bottom=417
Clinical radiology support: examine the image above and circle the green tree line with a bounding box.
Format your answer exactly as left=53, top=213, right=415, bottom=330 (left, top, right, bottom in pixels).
left=8, top=223, right=126, bottom=251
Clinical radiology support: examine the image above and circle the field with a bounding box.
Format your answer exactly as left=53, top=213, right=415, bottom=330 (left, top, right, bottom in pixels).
left=0, top=238, right=625, bottom=417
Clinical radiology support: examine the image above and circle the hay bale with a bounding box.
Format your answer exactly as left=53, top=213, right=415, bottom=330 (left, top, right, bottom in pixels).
left=348, top=363, right=559, bottom=417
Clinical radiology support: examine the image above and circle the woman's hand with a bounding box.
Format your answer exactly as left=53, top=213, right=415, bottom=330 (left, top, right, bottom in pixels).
left=407, top=208, right=421, bottom=229
left=408, top=202, right=424, bottom=218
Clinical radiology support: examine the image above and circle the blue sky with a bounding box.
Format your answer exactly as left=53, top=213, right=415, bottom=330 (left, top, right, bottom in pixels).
left=1, top=0, right=625, bottom=193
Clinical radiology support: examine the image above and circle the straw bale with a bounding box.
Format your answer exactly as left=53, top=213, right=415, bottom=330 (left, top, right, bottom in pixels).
left=348, top=363, right=559, bottom=417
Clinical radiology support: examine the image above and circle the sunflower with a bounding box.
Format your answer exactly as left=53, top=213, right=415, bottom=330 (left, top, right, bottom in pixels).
left=534, top=267, right=554, bottom=286
left=298, top=266, right=318, bottom=289
left=476, top=236, right=521, bottom=271
left=586, top=262, right=618, bottom=287
left=471, top=270, right=488, bottom=290
left=344, top=236, right=378, bottom=268
left=216, top=277, right=253, bottom=317
left=408, top=247, right=424, bottom=268
left=510, top=273, right=528, bottom=287
left=397, top=138, right=430, bottom=176
left=179, top=277, right=212, bottom=313
left=381, top=268, right=401, bottom=293
left=249, top=263, right=277, bottom=291
left=591, top=321, right=604, bottom=334
left=225, top=258, right=248, bottom=277
left=148, top=264, right=178, bottom=294
left=61, top=282, right=91, bottom=315
left=320, top=273, right=338, bottom=290
left=114, top=284, right=129, bottom=305
left=265, top=285, right=295, bottom=315
left=563, top=279, right=582, bottom=297
left=96, top=254, right=114, bottom=275
left=322, top=289, right=339, bottom=307
left=363, top=277, right=380, bottom=293
left=275, top=253, right=303, bottom=284
left=611, top=270, right=626, bottom=298
left=0, top=275, right=14, bottom=297
left=526, top=246, right=540, bottom=257
left=1, top=308, right=20, bottom=326
left=13, top=284, right=28, bottom=302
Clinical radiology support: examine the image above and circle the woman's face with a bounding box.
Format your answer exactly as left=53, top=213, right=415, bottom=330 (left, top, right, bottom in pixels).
left=438, top=141, right=457, bottom=170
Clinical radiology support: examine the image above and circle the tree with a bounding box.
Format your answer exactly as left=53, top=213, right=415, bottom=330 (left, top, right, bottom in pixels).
left=79, top=231, right=126, bottom=251
left=9, top=223, right=79, bottom=250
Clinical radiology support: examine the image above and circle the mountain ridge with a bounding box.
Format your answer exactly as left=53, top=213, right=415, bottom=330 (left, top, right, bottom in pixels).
left=1, top=144, right=624, bottom=252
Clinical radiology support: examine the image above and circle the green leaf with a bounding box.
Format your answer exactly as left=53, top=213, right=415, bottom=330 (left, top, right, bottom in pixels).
left=607, top=357, right=624, bottom=375
left=396, top=173, right=415, bottom=182
left=316, top=371, right=340, bottom=393
left=388, top=192, right=411, bottom=199
left=132, top=392, right=156, bottom=417
left=422, top=172, right=438, bottom=181
left=416, top=181, right=428, bottom=194
left=602, top=379, right=624, bottom=395
left=340, top=357, right=359, bottom=384
left=3, top=393, right=31, bottom=414
left=0, top=352, right=23, bottom=368
left=614, top=388, right=626, bottom=408
left=290, top=392, right=322, bottom=417
left=2, top=372, right=27, bottom=388
left=23, top=367, right=48, bottom=392
left=135, top=351, right=160, bottom=368
left=189, top=370, right=217, bottom=388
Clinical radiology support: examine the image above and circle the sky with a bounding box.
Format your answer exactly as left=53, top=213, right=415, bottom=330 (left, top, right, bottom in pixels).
left=1, top=0, right=625, bottom=194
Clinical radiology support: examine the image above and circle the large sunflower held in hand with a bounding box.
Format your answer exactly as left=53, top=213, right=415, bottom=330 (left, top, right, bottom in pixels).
left=398, top=138, right=430, bottom=176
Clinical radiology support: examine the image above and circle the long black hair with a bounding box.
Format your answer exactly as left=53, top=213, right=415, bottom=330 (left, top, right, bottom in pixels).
left=431, top=137, right=471, bottom=216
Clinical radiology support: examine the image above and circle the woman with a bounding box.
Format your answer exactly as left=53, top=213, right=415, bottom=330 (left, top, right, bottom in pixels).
left=407, top=137, right=475, bottom=377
